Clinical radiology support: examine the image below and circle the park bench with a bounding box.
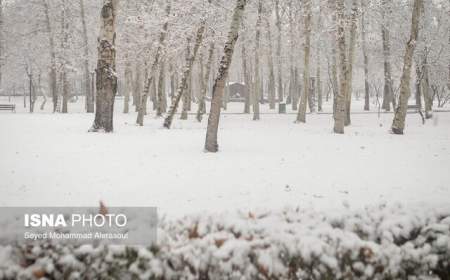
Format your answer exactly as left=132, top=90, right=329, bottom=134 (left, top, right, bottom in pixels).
left=406, top=104, right=425, bottom=124
left=0, top=104, right=16, bottom=112
left=407, top=104, right=419, bottom=112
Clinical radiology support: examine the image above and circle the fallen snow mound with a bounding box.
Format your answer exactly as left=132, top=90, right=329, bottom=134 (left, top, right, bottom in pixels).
left=1, top=203, right=449, bottom=279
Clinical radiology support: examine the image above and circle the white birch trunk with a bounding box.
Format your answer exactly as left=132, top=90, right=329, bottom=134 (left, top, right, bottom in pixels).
left=163, top=23, right=205, bottom=128
left=391, top=0, right=422, bottom=134
left=288, top=3, right=297, bottom=111
left=361, top=0, right=370, bottom=111
left=344, top=0, right=358, bottom=126
left=316, top=3, right=323, bottom=112
left=297, top=0, right=312, bottom=123
left=334, top=0, right=347, bottom=134
left=275, top=0, right=283, bottom=105
left=124, top=62, right=132, bottom=114
left=253, top=0, right=262, bottom=121
left=156, top=60, right=167, bottom=116
left=133, top=62, right=142, bottom=111
left=205, top=0, right=247, bottom=152
left=265, top=17, right=276, bottom=110
left=80, top=0, right=94, bottom=113
left=60, top=0, right=69, bottom=114
left=381, top=0, right=394, bottom=111
left=196, top=43, right=214, bottom=122
left=89, top=0, right=118, bottom=132
left=136, top=4, right=170, bottom=126
left=242, top=42, right=251, bottom=114
left=180, top=37, right=192, bottom=120
left=42, top=0, right=58, bottom=113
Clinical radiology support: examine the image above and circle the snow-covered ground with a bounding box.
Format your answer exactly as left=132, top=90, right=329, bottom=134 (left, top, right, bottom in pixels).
left=0, top=96, right=449, bottom=217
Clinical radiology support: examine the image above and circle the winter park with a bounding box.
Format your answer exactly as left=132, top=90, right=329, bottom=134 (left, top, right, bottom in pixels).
left=0, top=0, right=450, bottom=279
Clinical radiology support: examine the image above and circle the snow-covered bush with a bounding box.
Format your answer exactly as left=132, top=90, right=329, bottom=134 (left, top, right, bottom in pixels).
left=0, top=204, right=449, bottom=279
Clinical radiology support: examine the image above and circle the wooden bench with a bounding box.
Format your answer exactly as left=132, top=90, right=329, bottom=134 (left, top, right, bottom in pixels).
left=407, top=104, right=419, bottom=111
left=406, top=104, right=424, bottom=124
left=0, top=104, right=16, bottom=112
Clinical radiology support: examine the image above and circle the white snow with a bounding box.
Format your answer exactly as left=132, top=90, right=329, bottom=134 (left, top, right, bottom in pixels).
left=0, top=96, right=449, bottom=218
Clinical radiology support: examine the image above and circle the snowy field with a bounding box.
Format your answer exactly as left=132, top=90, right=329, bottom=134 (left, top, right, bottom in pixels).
left=0, top=96, right=449, bottom=218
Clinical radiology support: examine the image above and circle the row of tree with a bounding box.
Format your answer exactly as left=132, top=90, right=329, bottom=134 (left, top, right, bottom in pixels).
left=0, top=0, right=449, bottom=151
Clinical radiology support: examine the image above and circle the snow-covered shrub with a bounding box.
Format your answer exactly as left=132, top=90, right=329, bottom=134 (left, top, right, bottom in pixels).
left=0, top=204, right=448, bottom=279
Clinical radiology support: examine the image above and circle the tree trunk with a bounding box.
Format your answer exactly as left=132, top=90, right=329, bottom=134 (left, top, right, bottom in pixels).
left=60, top=0, right=69, bottom=114
left=308, top=77, right=315, bottom=113
left=197, top=42, right=215, bottom=122
left=223, top=77, right=229, bottom=110
left=133, top=63, right=142, bottom=111
left=391, top=0, right=422, bottom=134
left=265, top=17, right=276, bottom=110
left=419, top=2, right=432, bottom=119
left=61, top=70, right=69, bottom=114
left=151, top=71, right=158, bottom=111
left=253, top=0, right=262, bottom=121
left=156, top=60, right=167, bottom=116
left=27, top=72, right=34, bottom=113
left=164, top=23, right=205, bottom=128
left=169, top=63, right=175, bottom=100
left=80, top=0, right=94, bottom=113
left=136, top=4, right=170, bottom=126
left=89, top=0, right=118, bottom=133
left=240, top=43, right=251, bottom=114
left=421, top=54, right=432, bottom=118
left=361, top=0, right=370, bottom=111
left=205, top=0, right=247, bottom=152
left=196, top=43, right=214, bottom=122
left=297, top=0, right=312, bottom=123
left=38, top=74, right=47, bottom=110
left=344, top=0, right=358, bottom=126
left=415, top=63, right=423, bottom=109
left=181, top=37, right=192, bottom=120
left=123, top=62, right=132, bottom=113
left=42, top=0, right=58, bottom=113
left=288, top=2, right=297, bottom=111
left=334, top=0, right=347, bottom=134
left=381, top=0, right=394, bottom=111
left=316, top=2, right=323, bottom=112
left=275, top=0, right=283, bottom=106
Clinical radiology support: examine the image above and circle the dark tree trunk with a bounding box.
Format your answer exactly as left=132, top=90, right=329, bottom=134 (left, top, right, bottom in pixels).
left=89, top=0, right=118, bottom=133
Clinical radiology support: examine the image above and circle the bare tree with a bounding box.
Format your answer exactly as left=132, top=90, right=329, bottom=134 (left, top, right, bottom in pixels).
left=334, top=0, right=348, bottom=134
left=241, top=39, right=251, bottom=114
left=79, top=0, right=94, bottom=113
left=361, top=0, right=370, bottom=111
left=60, top=0, right=69, bottom=114
left=344, top=0, right=358, bottom=126
left=381, top=0, right=394, bottom=111
left=253, top=0, right=262, bottom=121
left=89, top=0, right=118, bottom=132
left=275, top=0, right=283, bottom=105
left=316, top=2, right=323, bottom=112
left=136, top=4, right=170, bottom=126
left=156, top=56, right=167, bottom=116
left=196, top=42, right=214, bottom=122
left=265, top=13, right=276, bottom=110
left=205, top=0, right=248, bottom=152
left=297, top=0, right=312, bottom=123
left=42, top=0, right=58, bottom=113
left=123, top=59, right=132, bottom=113
left=164, top=23, right=205, bottom=128
left=391, top=0, right=423, bottom=134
